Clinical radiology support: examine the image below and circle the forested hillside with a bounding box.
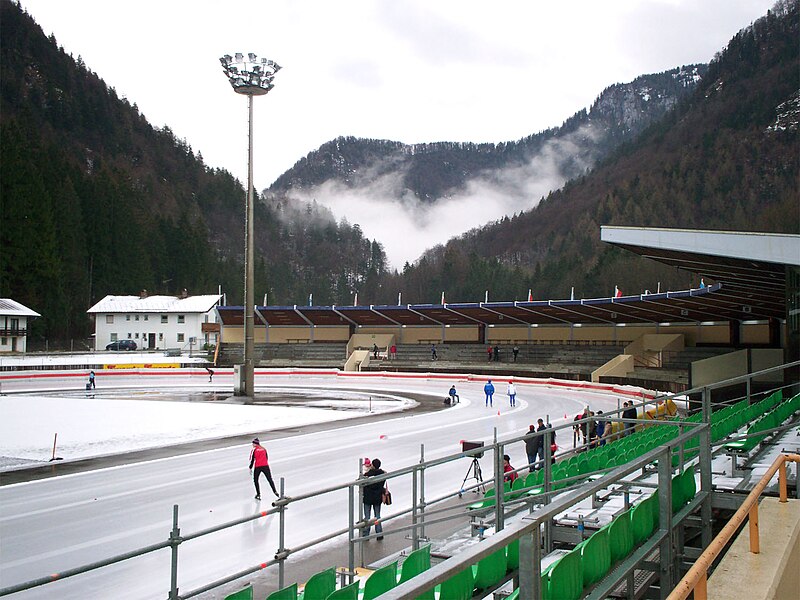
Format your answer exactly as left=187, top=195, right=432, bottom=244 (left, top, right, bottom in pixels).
left=383, top=0, right=799, bottom=304
left=0, top=0, right=387, bottom=344
left=271, top=66, right=704, bottom=203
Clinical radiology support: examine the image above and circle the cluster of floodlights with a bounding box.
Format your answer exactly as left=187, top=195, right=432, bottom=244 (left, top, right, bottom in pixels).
left=219, top=52, right=281, bottom=95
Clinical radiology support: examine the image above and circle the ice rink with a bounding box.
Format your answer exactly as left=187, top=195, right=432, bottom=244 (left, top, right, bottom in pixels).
left=0, top=365, right=648, bottom=599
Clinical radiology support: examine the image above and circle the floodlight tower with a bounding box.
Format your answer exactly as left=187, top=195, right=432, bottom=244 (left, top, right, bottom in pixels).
left=219, top=52, right=281, bottom=398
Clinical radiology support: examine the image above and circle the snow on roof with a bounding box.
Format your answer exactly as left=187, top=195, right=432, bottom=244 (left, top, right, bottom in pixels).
left=0, top=298, right=41, bottom=318
left=87, top=295, right=222, bottom=314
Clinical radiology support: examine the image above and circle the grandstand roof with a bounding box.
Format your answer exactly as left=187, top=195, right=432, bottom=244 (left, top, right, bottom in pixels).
left=216, top=227, right=796, bottom=328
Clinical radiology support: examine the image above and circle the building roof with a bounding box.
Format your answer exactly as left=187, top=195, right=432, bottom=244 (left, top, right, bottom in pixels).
left=87, top=295, right=222, bottom=315
left=216, top=227, right=797, bottom=328
left=601, top=227, right=798, bottom=323
left=0, top=298, right=41, bottom=318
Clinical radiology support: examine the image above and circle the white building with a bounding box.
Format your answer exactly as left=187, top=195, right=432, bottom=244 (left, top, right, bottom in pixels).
left=87, top=292, right=221, bottom=351
left=0, top=299, right=40, bottom=353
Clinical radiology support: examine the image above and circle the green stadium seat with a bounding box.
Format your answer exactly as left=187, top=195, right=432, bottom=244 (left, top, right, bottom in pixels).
left=398, top=545, right=434, bottom=600
left=266, top=583, right=298, bottom=600
left=581, top=527, right=611, bottom=587
left=506, top=538, right=520, bottom=571
left=606, top=510, right=633, bottom=564
left=300, top=568, right=336, bottom=600
left=224, top=586, right=253, bottom=600
left=325, top=581, right=359, bottom=600
left=363, top=561, right=397, bottom=600
left=631, top=498, right=653, bottom=545
left=437, top=566, right=474, bottom=600
left=472, top=548, right=507, bottom=590
left=547, top=547, right=583, bottom=600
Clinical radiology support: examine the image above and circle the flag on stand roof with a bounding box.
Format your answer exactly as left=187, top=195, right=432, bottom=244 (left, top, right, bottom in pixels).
left=353, top=292, right=358, bottom=306
left=614, top=286, right=623, bottom=298
left=441, top=291, right=446, bottom=305
left=527, top=289, right=533, bottom=302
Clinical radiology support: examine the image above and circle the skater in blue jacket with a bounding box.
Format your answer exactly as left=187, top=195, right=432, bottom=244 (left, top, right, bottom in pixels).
left=484, top=379, right=495, bottom=407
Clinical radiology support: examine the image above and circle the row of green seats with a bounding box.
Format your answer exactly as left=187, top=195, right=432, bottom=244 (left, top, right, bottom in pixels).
left=470, top=420, right=684, bottom=510
left=535, top=467, right=695, bottom=600
left=724, top=392, right=800, bottom=453
left=710, top=389, right=784, bottom=443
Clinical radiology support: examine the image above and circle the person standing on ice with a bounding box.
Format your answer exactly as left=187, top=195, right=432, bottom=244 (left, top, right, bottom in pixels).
left=484, top=379, right=495, bottom=407
left=507, top=381, right=517, bottom=407
left=88, top=370, right=96, bottom=389
left=249, top=438, right=278, bottom=500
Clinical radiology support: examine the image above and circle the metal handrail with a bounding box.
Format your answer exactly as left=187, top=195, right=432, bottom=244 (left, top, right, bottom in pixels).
left=667, top=452, right=800, bottom=600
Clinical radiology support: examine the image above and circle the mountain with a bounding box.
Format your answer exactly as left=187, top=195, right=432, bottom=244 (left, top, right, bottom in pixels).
left=0, top=0, right=387, bottom=344
left=270, top=68, right=706, bottom=203
left=376, top=0, right=799, bottom=304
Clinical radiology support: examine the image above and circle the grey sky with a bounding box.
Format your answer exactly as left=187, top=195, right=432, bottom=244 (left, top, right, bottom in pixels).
left=17, top=0, right=776, bottom=191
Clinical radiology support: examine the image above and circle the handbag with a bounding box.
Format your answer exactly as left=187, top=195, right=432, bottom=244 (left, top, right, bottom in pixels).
left=382, top=486, right=392, bottom=505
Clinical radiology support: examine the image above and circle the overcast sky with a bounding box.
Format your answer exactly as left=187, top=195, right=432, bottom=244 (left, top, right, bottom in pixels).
left=18, top=0, right=776, bottom=192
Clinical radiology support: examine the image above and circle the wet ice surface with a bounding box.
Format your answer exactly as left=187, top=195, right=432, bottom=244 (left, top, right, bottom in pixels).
left=0, top=388, right=415, bottom=469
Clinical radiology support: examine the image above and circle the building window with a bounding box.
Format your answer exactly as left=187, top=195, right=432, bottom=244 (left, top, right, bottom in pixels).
left=158, top=333, right=164, bottom=341
left=177, top=333, right=185, bottom=343
left=110, top=333, right=118, bottom=341
left=161, top=315, right=168, bottom=323
left=1, top=337, right=6, bottom=346
left=134, top=333, right=139, bottom=339
left=144, top=315, right=149, bottom=321
left=126, top=315, right=131, bottom=321
left=135, top=315, right=140, bottom=321
left=106, top=315, right=114, bottom=324
left=127, top=333, right=132, bottom=339
left=178, top=315, right=185, bottom=324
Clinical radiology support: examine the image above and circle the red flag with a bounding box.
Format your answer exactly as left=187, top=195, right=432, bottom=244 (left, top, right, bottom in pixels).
left=614, top=286, right=622, bottom=298
left=441, top=291, right=445, bottom=305
left=527, top=289, right=533, bottom=302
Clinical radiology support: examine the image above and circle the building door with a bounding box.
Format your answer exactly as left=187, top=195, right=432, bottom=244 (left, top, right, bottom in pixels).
left=11, top=337, right=17, bottom=352
left=148, top=333, right=156, bottom=349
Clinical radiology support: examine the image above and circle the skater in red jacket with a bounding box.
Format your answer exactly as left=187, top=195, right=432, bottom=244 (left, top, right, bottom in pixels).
left=249, top=438, right=278, bottom=500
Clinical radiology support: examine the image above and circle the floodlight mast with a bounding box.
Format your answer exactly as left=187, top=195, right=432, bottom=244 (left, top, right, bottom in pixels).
left=219, top=53, right=281, bottom=399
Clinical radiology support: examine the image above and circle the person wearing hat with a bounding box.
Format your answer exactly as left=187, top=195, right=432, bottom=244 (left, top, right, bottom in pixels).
left=249, top=438, right=278, bottom=500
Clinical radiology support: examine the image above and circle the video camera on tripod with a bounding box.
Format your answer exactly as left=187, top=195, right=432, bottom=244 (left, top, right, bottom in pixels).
left=459, top=441, right=485, bottom=496
left=461, top=440, right=484, bottom=458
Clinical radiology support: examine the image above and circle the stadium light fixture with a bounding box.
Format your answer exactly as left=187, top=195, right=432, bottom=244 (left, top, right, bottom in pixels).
left=219, top=52, right=281, bottom=399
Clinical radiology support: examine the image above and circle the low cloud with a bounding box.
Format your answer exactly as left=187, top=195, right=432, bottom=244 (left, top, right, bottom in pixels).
left=283, top=125, right=600, bottom=270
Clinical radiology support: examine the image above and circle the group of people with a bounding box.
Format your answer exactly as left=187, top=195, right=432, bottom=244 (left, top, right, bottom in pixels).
left=482, top=379, right=517, bottom=407
left=370, top=344, right=398, bottom=360
left=486, top=345, right=521, bottom=362
left=572, top=402, right=639, bottom=447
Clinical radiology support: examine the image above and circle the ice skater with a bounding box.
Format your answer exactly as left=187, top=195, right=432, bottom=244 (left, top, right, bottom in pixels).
left=206, top=367, right=214, bottom=382
left=484, top=379, right=495, bottom=407
left=88, top=370, right=96, bottom=389
left=507, top=381, right=516, bottom=407
left=249, top=438, right=278, bottom=500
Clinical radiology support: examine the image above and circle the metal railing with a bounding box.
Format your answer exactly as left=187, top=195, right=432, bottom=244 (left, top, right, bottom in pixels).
left=667, top=453, right=800, bottom=600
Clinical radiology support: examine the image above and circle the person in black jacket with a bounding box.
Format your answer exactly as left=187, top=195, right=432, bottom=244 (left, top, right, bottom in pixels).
left=623, top=402, right=638, bottom=436
left=362, top=458, right=387, bottom=540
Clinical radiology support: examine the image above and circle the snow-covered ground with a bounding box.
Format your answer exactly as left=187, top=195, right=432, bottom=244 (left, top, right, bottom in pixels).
left=0, top=352, right=413, bottom=470
left=0, top=391, right=413, bottom=470
left=0, top=350, right=210, bottom=368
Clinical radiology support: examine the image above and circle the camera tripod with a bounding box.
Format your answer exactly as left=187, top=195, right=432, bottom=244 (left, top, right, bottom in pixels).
left=458, top=457, right=485, bottom=497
